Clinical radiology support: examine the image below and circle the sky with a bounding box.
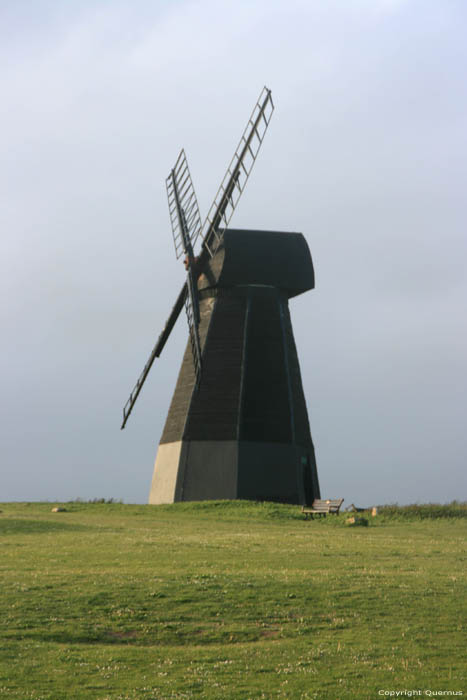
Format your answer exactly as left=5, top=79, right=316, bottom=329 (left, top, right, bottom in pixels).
left=1, top=0, right=466, bottom=505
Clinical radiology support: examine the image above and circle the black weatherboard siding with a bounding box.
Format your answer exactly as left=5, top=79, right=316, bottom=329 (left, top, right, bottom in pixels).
left=239, top=289, right=292, bottom=444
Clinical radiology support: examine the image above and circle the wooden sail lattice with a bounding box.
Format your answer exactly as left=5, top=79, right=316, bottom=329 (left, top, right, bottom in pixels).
left=202, top=87, right=274, bottom=257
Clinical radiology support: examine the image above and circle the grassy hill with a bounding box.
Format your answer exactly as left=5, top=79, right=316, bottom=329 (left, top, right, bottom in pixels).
left=0, top=501, right=465, bottom=699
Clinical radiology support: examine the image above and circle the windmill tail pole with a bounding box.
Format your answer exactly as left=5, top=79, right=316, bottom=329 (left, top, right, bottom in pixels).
left=121, top=283, right=187, bottom=429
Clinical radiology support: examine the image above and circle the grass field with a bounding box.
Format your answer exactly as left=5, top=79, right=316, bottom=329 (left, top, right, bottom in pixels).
left=0, top=501, right=465, bottom=699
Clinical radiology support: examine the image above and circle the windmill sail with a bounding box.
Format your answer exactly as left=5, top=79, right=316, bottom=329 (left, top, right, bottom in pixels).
left=184, top=270, right=202, bottom=387
left=121, top=284, right=187, bottom=429
left=202, top=86, right=274, bottom=257
left=167, top=155, right=203, bottom=388
left=166, top=150, right=202, bottom=259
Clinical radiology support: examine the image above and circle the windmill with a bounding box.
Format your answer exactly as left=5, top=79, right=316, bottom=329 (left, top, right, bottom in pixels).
left=121, top=87, right=321, bottom=505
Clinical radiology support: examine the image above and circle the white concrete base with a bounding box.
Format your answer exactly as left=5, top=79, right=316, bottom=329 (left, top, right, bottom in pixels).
left=148, top=441, right=184, bottom=504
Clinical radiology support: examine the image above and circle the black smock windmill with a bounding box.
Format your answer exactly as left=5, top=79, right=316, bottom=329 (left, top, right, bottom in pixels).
left=121, top=87, right=320, bottom=505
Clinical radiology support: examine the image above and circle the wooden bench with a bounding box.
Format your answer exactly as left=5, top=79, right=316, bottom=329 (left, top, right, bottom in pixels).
left=302, top=498, right=344, bottom=519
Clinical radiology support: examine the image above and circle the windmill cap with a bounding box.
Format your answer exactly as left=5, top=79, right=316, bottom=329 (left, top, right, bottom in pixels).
left=199, top=229, right=315, bottom=298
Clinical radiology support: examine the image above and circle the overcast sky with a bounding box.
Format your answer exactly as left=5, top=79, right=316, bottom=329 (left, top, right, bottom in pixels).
left=1, top=0, right=466, bottom=505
